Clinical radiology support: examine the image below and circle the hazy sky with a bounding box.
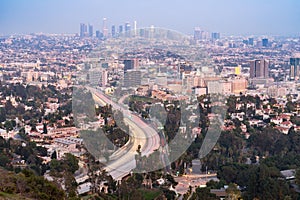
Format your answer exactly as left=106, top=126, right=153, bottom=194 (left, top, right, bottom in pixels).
left=0, top=0, right=300, bottom=36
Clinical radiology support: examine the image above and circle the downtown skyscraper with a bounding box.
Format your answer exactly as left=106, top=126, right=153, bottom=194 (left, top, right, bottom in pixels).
left=111, top=25, right=116, bottom=37
left=80, top=23, right=87, bottom=37
left=102, top=18, right=108, bottom=38
left=88, top=24, right=93, bottom=37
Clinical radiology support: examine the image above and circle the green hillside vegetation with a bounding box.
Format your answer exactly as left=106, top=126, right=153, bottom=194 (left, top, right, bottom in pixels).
left=0, top=168, right=65, bottom=200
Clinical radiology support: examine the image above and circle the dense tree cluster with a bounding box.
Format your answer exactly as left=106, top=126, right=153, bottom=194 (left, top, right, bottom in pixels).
left=49, top=153, right=79, bottom=198
left=0, top=167, right=65, bottom=199
left=183, top=94, right=300, bottom=199
left=0, top=136, right=48, bottom=175
left=217, top=163, right=297, bottom=200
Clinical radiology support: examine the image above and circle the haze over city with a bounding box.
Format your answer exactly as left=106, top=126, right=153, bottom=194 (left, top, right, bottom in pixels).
left=2, top=1, right=300, bottom=199
left=1, top=0, right=300, bottom=36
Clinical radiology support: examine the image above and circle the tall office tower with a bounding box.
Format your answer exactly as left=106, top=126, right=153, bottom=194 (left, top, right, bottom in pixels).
left=96, top=30, right=102, bottom=39
left=89, top=70, right=102, bottom=86
left=125, top=22, right=131, bottom=32
left=125, top=22, right=131, bottom=37
left=88, top=24, right=93, bottom=37
left=119, top=25, right=123, bottom=34
left=89, top=69, right=108, bottom=86
left=123, top=70, right=142, bottom=87
left=102, top=18, right=108, bottom=37
left=243, top=39, right=249, bottom=45
left=248, top=38, right=254, bottom=45
left=111, top=25, right=116, bottom=37
left=80, top=23, right=87, bottom=37
left=123, top=60, right=134, bottom=72
left=194, top=27, right=202, bottom=40
left=211, top=32, right=220, bottom=40
left=250, top=59, right=269, bottom=78
left=134, top=21, right=137, bottom=36
left=290, top=58, right=300, bottom=80
left=201, top=31, right=210, bottom=40
left=139, top=28, right=145, bottom=37
left=149, top=25, right=155, bottom=38
left=101, top=70, right=108, bottom=86
left=262, top=38, right=269, bottom=47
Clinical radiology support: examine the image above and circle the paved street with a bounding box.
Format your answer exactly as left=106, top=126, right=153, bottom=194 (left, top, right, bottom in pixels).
left=90, top=88, right=160, bottom=180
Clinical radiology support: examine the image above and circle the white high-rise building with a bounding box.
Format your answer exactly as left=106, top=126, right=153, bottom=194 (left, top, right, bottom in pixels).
left=134, top=21, right=137, bottom=36
left=101, top=70, right=108, bottom=86
left=89, top=69, right=108, bottom=86
left=102, top=18, right=108, bottom=37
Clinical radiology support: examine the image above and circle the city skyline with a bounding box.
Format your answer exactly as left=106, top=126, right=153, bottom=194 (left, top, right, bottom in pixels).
left=1, top=0, right=300, bottom=36
left=1, top=15, right=300, bottom=198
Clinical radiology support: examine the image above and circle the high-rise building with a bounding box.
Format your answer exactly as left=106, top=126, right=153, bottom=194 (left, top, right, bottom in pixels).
left=89, top=70, right=102, bottom=86
left=123, top=59, right=139, bottom=71
left=89, top=69, right=108, bottom=86
left=96, top=30, right=103, bottom=39
left=80, top=23, right=87, bottom=37
left=211, top=32, right=220, bottom=40
left=248, top=38, right=254, bottom=45
left=123, top=60, right=134, bottom=72
left=250, top=59, right=269, bottom=78
left=111, top=25, right=116, bottom=37
left=101, top=70, right=108, bottom=86
left=290, top=58, right=300, bottom=80
left=125, top=22, right=131, bottom=37
left=134, top=21, right=137, bottom=36
left=262, top=38, right=269, bottom=47
left=123, top=70, right=142, bottom=87
left=149, top=25, right=155, bottom=38
left=194, top=27, right=201, bottom=40
left=102, top=18, right=108, bottom=38
left=202, top=31, right=210, bottom=40
left=125, top=22, right=131, bottom=32
left=88, top=24, right=93, bottom=37
left=119, top=25, right=123, bottom=34
left=243, top=39, right=249, bottom=45
left=139, top=28, right=145, bottom=37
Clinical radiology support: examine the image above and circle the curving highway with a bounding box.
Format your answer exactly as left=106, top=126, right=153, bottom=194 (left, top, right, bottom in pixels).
left=89, top=87, right=160, bottom=180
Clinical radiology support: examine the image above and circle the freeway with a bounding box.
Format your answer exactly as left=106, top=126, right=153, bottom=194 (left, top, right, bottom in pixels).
left=89, top=88, right=160, bottom=180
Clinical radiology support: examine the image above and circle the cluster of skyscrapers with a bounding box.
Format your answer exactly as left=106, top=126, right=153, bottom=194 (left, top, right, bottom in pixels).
left=80, top=23, right=93, bottom=38
left=194, top=27, right=220, bottom=41
left=80, top=18, right=137, bottom=39
left=242, top=38, right=269, bottom=47
left=79, top=20, right=299, bottom=89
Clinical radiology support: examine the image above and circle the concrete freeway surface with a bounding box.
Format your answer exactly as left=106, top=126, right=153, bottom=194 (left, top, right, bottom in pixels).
left=89, top=88, right=160, bottom=180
